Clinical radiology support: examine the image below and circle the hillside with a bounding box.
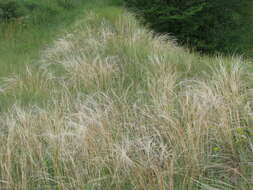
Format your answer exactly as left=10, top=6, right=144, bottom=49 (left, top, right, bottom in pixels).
left=0, top=1, right=253, bottom=189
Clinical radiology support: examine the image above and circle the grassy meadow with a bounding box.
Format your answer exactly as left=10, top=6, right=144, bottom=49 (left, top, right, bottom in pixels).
left=0, top=0, right=253, bottom=189
left=0, top=0, right=122, bottom=109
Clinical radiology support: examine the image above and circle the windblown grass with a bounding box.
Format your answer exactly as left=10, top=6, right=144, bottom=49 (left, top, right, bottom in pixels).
left=0, top=0, right=122, bottom=109
left=0, top=4, right=253, bottom=190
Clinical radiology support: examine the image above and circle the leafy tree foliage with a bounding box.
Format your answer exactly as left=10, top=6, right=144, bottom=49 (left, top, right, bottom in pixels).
left=125, top=0, right=253, bottom=54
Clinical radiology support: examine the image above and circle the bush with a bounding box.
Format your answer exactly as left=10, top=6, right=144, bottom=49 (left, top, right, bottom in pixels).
left=0, top=1, right=25, bottom=21
left=0, top=0, right=83, bottom=23
left=56, top=0, right=78, bottom=9
left=124, top=0, right=253, bottom=54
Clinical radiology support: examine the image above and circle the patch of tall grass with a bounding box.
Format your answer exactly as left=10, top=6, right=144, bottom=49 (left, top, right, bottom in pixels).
left=0, top=0, right=123, bottom=77
left=0, top=5, right=253, bottom=189
left=0, top=0, right=122, bottom=109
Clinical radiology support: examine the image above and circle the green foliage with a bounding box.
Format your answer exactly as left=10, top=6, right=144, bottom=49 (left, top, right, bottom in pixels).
left=0, top=0, right=84, bottom=23
left=56, top=0, right=79, bottom=9
left=124, top=0, right=253, bottom=55
left=0, top=1, right=25, bottom=21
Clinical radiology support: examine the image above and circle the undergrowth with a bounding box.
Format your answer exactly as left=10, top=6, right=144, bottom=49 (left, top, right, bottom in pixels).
left=0, top=1, right=253, bottom=189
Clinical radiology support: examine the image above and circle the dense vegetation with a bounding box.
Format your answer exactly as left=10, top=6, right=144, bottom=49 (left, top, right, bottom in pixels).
left=0, top=0, right=87, bottom=78
left=0, top=0, right=253, bottom=189
left=0, top=0, right=80, bottom=21
left=124, top=0, right=253, bottom=55
left=1, top=0, right=252, bottom=55
left=0, top=0, right=122, bottom=109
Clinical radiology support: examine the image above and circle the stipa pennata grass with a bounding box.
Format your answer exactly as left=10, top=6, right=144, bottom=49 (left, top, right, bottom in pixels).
left=0, top=8, right=253, bottom=190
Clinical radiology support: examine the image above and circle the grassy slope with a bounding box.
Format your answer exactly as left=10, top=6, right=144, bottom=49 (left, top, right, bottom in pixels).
left=0, top=0, right=122, bottom=110
left=1, top=0, right=253, bottom=189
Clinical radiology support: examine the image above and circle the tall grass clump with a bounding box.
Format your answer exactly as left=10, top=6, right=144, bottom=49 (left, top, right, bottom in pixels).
left=0, top=4, right=253, bottom=190
left=0, top=0, right=123, bottom=108
left=0, top=0, right=123, bottom=79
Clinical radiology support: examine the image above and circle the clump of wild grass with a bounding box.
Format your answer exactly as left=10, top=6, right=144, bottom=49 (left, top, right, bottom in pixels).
left=0, top=8, right=253, bottom=190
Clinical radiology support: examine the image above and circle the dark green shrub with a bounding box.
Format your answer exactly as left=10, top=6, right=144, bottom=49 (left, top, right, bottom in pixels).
left=124, top=0, right=253, bottom=54
left=56, top=0, right=78, bottom=9
left=0, top=1, right=25, bottom=21
left=24, top=2, right=39, bottom=11
left=0, top=0, right=83, bottom=24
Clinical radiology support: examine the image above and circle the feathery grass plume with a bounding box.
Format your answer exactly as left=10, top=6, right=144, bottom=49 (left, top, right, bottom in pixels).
left=0, top=6, right=253, bottom=190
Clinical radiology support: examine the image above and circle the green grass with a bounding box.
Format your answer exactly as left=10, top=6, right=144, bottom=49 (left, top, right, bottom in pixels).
left=0, top=0, right=122, bottom=77
left=0, top=0, right=253, bottom=189
left=0, top=0, right=123, bottom=110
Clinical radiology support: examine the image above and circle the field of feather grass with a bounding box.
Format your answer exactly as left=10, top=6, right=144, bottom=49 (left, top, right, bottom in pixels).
left=0, top=0, right=122, bottom=110
left=1, top=2, right=253, bottom=190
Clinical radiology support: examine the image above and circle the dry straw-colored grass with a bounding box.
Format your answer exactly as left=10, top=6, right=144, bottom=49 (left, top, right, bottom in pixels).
left=0, top=10, right=253, bottom=189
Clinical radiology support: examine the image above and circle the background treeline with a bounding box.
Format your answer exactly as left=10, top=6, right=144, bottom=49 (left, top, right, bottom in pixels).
left=124, top=0, right=253, bottom=55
